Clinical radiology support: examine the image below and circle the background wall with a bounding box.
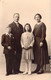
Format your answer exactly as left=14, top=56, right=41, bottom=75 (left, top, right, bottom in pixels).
left=0, top=0, right=51, bottom=75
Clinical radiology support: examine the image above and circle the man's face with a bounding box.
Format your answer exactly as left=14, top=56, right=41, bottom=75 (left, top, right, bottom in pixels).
left=13, top=14, right=19, bottom=22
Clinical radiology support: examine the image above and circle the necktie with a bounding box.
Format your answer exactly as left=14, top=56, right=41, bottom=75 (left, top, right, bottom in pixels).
left=16, top=23, right=19, bottom=27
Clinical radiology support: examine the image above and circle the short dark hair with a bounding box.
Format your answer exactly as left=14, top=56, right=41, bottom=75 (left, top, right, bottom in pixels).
left=13, top=13, right=20, bottom=18
left=24, top=23, right=32, bottom=32
left=34, top=13, right=42, bottom=19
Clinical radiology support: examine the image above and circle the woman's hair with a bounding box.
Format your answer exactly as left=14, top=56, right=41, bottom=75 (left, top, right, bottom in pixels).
left=34, top=13, right=42, bottom=19
left=23, top=23, right=32, bottom=32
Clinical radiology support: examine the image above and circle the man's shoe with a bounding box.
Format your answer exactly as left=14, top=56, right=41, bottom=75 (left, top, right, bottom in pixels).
left=6, top=73, right=11, bottom=76
left=18, top=71, right=23, bottom=73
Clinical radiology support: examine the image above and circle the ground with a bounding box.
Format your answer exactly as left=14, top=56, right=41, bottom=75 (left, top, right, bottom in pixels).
left=0, top=73, right=51, bottom=80
left=0, top=54, right=51, bottom=80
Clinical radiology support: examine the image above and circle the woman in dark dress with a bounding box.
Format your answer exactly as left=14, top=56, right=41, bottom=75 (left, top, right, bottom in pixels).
left=33, top=13, right=49, bottom=74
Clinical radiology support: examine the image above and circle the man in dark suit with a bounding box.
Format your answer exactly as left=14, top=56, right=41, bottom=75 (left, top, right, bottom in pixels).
left=8, top=13, right=23, bottom=74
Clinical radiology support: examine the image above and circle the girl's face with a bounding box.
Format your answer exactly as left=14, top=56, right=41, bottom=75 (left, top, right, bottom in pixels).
left=35, top=15, right=41, bottom=22
left=25, top=25, right=30, bottom=32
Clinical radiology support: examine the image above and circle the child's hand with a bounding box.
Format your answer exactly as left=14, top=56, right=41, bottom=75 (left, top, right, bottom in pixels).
left=28, top=45, right=32, bottom=48
left=24, top=46, right=29, bottom=49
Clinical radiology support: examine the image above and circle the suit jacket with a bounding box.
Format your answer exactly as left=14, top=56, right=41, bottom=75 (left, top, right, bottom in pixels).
left=1, top=34, right=15, bottom=54
left=8, top=22, right=23, bottom=52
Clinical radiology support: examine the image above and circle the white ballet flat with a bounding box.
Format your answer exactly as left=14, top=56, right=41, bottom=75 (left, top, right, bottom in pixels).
left=23, top=72, right=28, bottom=75
left=28, top=72, right=31, bottom=75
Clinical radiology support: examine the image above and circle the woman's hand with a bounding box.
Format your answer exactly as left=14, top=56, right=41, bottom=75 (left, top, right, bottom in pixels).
left=40, top=42, right=43, bottom=47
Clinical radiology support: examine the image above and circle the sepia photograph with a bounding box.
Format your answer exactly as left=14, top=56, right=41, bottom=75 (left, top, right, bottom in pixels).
left=0, top=0, right=51, bottom=80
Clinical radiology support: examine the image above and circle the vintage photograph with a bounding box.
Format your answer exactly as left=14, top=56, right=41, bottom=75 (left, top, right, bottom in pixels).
left=0, top=0, right=51, bottom=80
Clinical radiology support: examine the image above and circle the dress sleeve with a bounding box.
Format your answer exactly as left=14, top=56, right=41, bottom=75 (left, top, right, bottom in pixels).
left=40, top=23, right=46, bottom=42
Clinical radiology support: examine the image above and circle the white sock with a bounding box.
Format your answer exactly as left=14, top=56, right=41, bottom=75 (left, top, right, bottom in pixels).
left=28, top=60, right=32, bottom=74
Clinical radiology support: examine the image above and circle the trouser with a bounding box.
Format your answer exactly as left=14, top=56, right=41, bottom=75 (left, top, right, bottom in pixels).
left=5, top=51, right=22, bottom=74
left=5, top=54, right=14, bottom=75
left=13, top=51, right=22, bottom=73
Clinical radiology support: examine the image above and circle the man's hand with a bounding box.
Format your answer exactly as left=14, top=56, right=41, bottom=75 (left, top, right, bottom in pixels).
left=40, top=42, right=43, bottom=47
left=8, top=46, right=12, bottom=50
left=14, top=51, right=16, bottom=55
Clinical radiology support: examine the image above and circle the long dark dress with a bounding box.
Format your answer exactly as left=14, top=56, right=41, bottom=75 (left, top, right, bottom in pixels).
left=33, top=22, right=49, bottom=66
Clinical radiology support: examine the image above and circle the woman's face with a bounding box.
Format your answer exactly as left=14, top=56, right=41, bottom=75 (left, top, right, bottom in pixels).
left=25, top=25, right=30, bottom=32
left=35, top=15, right=41, bottom=22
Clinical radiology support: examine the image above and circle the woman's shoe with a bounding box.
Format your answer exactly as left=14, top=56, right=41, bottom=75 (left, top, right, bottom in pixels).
left=18, top=71, right=23, bottom=73
left=32, top=69, right=39, bottom=73
left=37, top=70, right=44, bottom=74
left=32, top=65, right=40, bottom=73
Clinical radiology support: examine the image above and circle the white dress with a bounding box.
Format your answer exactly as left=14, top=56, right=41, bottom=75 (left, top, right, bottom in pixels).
left=21, top=32, right=34, bottom=60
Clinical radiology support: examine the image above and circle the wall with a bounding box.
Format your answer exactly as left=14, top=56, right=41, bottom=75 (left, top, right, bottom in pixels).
left=0, top=0, right=51, bottom=74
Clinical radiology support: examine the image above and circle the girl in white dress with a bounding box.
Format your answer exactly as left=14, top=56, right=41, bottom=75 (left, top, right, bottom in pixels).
left=21, top=23, right=34, bottom=75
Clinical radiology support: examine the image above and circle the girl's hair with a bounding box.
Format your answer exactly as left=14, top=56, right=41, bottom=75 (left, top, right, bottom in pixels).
left=34, top=13, right=42, bottom=19
left=23, top=23, right=32, bottom=32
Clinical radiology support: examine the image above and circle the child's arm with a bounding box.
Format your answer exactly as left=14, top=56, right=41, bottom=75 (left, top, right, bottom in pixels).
left=28, top=34, right=34, bottom=48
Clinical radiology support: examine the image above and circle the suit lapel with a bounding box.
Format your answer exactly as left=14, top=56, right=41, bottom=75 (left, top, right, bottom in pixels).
left=13, top=21, right=19, bottom=28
